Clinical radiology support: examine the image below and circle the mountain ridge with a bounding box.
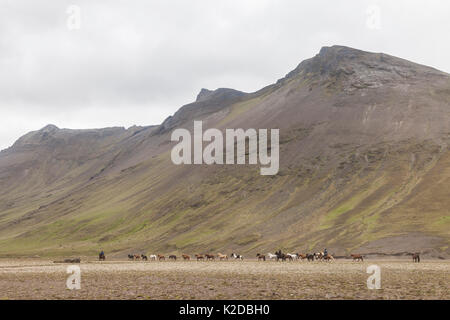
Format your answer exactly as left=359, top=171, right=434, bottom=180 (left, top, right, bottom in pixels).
left=0, top=45, right=449, bottom=258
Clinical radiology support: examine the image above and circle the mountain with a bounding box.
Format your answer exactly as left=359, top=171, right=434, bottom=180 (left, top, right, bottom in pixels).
left=0, top=45, right=449, bottom=258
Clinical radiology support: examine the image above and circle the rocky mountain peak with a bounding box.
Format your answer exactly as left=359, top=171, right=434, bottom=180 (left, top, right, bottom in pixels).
left=284, top=45, right=446, bottom=91
left=195, top=88, right=214, bottom=102
left=195, top=88, right=246, bottom=103
left=40, top=124, right=59, bottom=133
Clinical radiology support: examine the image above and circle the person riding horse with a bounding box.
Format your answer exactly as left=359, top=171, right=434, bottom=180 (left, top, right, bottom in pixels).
left=275, top=250, right=287, bottom=261
left=99, top=250, right=106, bottom=260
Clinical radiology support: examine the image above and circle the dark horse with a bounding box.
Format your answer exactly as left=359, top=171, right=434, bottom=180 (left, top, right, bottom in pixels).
left=195, top=254, right=204, bottom=261
left=99, top=252, right=106, bottom=261
left=275, top=250, right=287, bottom=262
left=412, top=253, right=420, bottom=263
left=205, top=254, right=215, bottom=261
left=306, top=253, right=315, bottom=261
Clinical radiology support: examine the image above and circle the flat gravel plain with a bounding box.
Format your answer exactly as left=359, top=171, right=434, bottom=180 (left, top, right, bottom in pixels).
left=0, top=259, right=448, bottom=299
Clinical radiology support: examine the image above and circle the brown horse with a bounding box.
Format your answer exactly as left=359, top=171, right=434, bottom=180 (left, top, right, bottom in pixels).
left=217, top=253, right=228, bottom=261
left=182, top=254, right=191, bottom=261
left=205, top=254, right=215, bottom=261
left=323, top=254, right=334, bottom=262
left=157, top=254, right=165, bottom=261
left=195, top=254, right=204, bottom=261
left=256, top=253, right=266, bottom=261
left=351, top=254, right=364, bottom=262
left=134, top=254, right=141, bottom=260
left=412, top=253, right=420, bottom=263
left=297, top=253, right=307, bottom=260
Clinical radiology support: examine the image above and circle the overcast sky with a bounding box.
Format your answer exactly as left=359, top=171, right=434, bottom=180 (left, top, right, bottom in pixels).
left=0, top=0, right=449, bottom=150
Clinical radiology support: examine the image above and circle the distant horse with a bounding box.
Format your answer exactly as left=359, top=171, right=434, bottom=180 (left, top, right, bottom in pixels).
left=323, top=254, right=334, bottom=262
left=169, top=255, right=177, bottom=261
left=134, top=254, right=141, bottom=260
left=314, top=252, right=324, bottom=261
left=182, top=254, right=191, bottom=261
left=231, top=253, right=244, bottom=260
left=128, top=254, right=134, bottom=260
left=158, top=254, right=165, bottom=261
left=351, top=254, right=364, bottom=262
left=141, top=254, right=148, bottom=261
left=267, top=253, right=277, bottom=260
left=306, top=254, right=315, bottom=261
left=195, top=254, right=204, bottom=261
left=287, top=253, right=298, bottom=260
left=256, top=253, right=266, bottom=261
left=412, top=253, right=420, bottom=263
left=217, top=253, right=228, bottom=261
left=149, top=254, right=157, bottom=261
left=205, top=254, right=215, bottom=261
left=99, top=252, right=106, bottom=261
left=297, top=253, right=307, bottom=260
left=275, top=250, right=287, bottom=262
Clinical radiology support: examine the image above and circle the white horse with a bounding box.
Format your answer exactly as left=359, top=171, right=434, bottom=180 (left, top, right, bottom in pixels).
left=231, top=253, right=244, bottom=260
left=149, top=254, right=157, bottom=261
left=286, top=253, right=298, bottom=260
left=287, top=253, right=298, bottom=260
left=267, top=253, right=277, bottom=260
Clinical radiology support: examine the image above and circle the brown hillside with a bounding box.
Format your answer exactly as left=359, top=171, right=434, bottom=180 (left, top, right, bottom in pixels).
left=0, top=46, right=449, bottom=258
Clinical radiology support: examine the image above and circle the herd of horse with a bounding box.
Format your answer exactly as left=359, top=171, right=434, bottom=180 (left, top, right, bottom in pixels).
left=99, top=251, right=421, bottom=262
left=260, top=250, right=337, bottom=262
left=120, top=251, right=394, bottom=262
left=125, top=252, right=244, bottom=261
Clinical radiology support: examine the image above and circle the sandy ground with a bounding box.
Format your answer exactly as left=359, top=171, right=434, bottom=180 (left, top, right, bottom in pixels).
left=0, top=259, right=448, bottom=300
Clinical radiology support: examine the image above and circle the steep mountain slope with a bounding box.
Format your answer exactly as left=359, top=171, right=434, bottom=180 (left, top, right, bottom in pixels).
left=0, top=46, right=449, bottom=258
